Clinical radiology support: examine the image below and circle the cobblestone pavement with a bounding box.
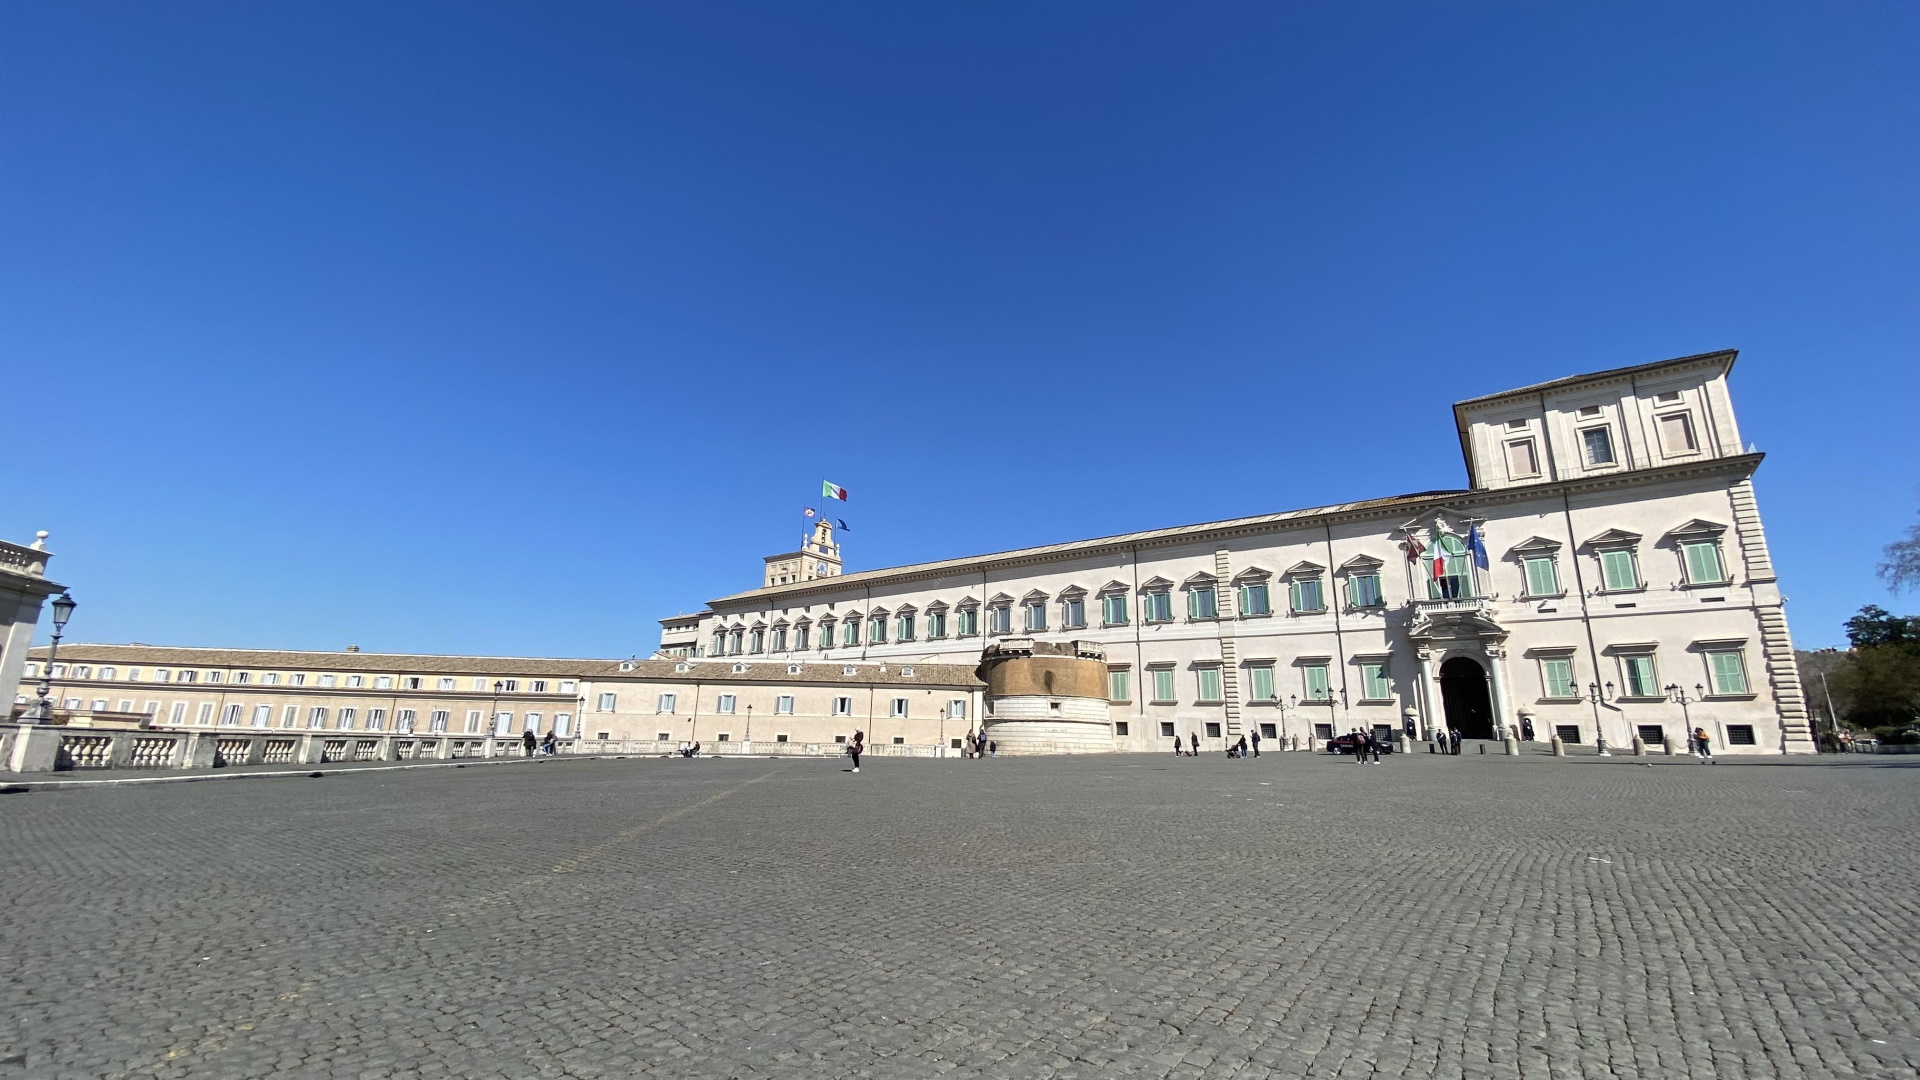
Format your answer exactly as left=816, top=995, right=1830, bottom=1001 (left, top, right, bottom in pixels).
left=2, top=751, right=1917, bottom=1079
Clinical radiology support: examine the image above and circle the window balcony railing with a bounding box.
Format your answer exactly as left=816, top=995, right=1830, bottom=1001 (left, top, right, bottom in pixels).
left=1410, top=595, right=1493, bottom=619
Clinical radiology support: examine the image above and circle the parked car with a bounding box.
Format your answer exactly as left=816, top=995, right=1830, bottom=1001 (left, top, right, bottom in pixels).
left=1326, top=732, right=1394, bottom=755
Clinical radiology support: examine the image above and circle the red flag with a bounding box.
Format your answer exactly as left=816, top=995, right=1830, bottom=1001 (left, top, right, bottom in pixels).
left=1405, top=534, right=1426, bottom=562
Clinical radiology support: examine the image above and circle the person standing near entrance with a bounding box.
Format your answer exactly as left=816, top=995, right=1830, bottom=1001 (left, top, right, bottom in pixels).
left=1449, top=729, right=1461, bottom=755
left=1521, top=717, right=1536, bottom=742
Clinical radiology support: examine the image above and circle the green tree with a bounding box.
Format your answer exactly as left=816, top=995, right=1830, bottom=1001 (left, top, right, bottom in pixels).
left=1844, top=605, right=1920, bottom=648
left=1882, top=506, right=1920, bottom=594
left=1833, top=604, right=1920, bottom=740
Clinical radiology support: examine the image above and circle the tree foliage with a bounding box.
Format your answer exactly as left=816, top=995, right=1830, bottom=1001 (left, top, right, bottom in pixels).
left=1844, top=605, right=1920, bottom=648
left=1830, top=605, right=1920, bottom=739
left=1882, top=508, right=1920, bottom=595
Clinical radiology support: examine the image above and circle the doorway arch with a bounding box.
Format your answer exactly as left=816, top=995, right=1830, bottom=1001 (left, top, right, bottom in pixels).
left=1438, top=656, right=1495, bottom=740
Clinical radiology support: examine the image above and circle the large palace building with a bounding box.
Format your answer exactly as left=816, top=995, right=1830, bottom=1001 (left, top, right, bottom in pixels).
left=661, top=349, right=1813, bottom=755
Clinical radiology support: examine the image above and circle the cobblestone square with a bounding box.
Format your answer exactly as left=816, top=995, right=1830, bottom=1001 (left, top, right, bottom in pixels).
left=2, top=751, right=1916, bottom=1079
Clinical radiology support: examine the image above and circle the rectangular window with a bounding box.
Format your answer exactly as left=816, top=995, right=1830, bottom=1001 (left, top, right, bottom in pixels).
left=795, top=624, right=811, bottom=650
left=559, top=679, right=577, bottom=694
left=429, top=710, right=450, bottom=732
left=889, top=698, right=907, bottom=718
left=1247, top=664, right=1275, bottom=702
left=1188, top=586, right=1218, bottom=620
left=249, top=705, right=271, bottom=727
left=205, top=671, right=222, bottom=683
left=1238, top=583, right=1270, bottom=616
left=1541, top=656, right=1576, bottom=698
left=1348, top=573, right=1383, bottom=608
left=957, top=608, right=978, bottom=636
left=655, top=693, right=675, bottom=714
left=1303, top=663, right=1331, bottom=701
left=435, top=677, right=455, bottom=691
left=554, top=713, right=572, bottom=737
left=1622, top=654, right=1659, bottom=697
left=1658, top=412, right=1698, bottom=454
left=869, top=619, right=886, bottom=644
left=1600, top=549, right=1639, bottom=591
left=171, top=702, right=188, bottom=724
left=1726, top=725, right=1756, bottom=746
left=1581, top=427, right=1616, bottom=465
left=396, top=708, right=417, bottom=732
left=1108, top=668, right=1131, bottom=703
left=832, top=696, right=852, bottom=716
left=775, top=695, right=796, bottom=715
left=1555, top=724, right=1582, bottom=744
left=712, top=633, right=727, bottom=655
left=373, top=675, right=392, bottom=690
left=1114, top=721, right=1129, bottom=736
left=219, top=704, right=242, bottom=726
left=596, top=692, right=618, bottom=712
left=844, top=620, right=861, bottom=647
left=1062, top=598, right=1085, bottom=629
left=227, top=671, right=243, bottom=684
left=345, top=675, right=363, bottom=688
left=989, top=606, right=1012, bottom=634
left=947, top=699, right=967, bottom=720
left=1683, top=541, right=1726, bottom=584
left=1160, top=721, right=1176, bottom=737
left=1204, top=721, right=1222, bottom=739
left=278, top=705, right=296, bottom=727
left=895, top=615, right=914, bottom=642
left=401, top=676, right=419, bottom=690
left=1024, top=601, right=1046, bottom=631
left=815, top=623, right=832, bottom=649
left=367, top=708, right=387, bottom=731
left=1707, top=649, right=1749, bottom=695
left=1141, top=591, right=1172, bottom=623
left=926, top=612, right=945, bottom=639
left=1290, top=578, right=1325, bottom=613
left=1360, top=662, right=1390, bottom=701
left=338, top=707, right=357, bottom=730
left=303, top=706, right=327, bottom=728
left=1102, top=594, right=1128, bottom=626
left=1151, top=668, right=1176, bottom=703
left=1505, top=438, right=1540, bottom=478
left=1196, top=666, right=1223, bottom=703
left=465, top=709, right=483, bottom=732
left=197, top=702, right=214, bottom=724
left=1524, top=556, right=1561, bottom=597
left=717, top=694, right=736, bottom=714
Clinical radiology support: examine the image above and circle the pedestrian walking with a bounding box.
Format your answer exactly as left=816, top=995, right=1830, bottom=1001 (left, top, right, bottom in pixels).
left=1693, top=726, right=1714, bottom=764
left=1189, top=731, right=1199, bottom=757
left=1251, top=730, right=1261, bottom=758
left=987, top=740, right=996, bottom=757
left=849, top=729, right=864, bottom=772
left=522, top=729, right=537, bottom=758
left=1172, top=734, right=1183, bottom=756
left=1235, top=735, right=1248, bottom=759
left=1366, top=731, right=1381, bottom=763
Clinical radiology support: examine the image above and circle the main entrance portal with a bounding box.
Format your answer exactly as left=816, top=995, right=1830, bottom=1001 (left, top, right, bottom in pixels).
left=1439, top=656, right=1495, bottom=740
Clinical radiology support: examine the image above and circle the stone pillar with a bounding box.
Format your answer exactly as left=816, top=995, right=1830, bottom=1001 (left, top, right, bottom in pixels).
left=1416, top=648, right=1441, bottom=740
left=299, top=734, right=325, bottom=764
left=1485, top=645, right=1515, bottom=740
left=7, top=725, right=60, bottom=772
left=182, top=732, right=218, bottom=769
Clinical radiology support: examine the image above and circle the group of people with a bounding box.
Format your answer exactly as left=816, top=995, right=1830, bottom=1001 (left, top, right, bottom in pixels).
left=1347, top=728, right=1385, bottom=763
left=961, top=731, right=996, bottom=758
left=1171, top=731, right=1263, bottom=758
left=1431, top=728, right=1463, bottom=755
left=519, top=729, right=561, bottom=757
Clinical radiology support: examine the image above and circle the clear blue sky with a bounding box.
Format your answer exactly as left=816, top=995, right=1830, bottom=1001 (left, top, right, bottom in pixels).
left=4, top=2, right=1915, bottom=655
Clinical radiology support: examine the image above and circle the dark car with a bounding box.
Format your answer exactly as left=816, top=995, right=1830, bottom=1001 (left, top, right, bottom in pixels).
left=1326, top=732, right=1393, bottom=755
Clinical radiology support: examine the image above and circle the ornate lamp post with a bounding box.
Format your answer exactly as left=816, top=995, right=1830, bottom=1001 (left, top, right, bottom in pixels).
left=1586, top=681, right=1614, bottom=756
left=1277, top=695, right=1297, bottom=750
left=744, top=703, right=753, bottom=746
left=1665, top=683, right=1704, bottom=748
left=23, top=592, right=77, bottom=723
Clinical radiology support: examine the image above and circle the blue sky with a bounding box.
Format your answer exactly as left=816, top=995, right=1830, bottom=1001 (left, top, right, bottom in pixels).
left=3, top=2, right=1915, bottom=654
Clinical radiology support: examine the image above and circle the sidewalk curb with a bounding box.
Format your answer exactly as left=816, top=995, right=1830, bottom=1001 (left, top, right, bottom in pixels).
left=0, top=755, right=585, bottom=793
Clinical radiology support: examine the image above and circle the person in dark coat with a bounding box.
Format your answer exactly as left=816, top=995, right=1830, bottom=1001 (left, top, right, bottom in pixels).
left=1172, top=734, right=1183, bottom=756
left=1521, top=717, right=1536, bottom=741
left=522, top=729, right=537, bottom=758
left=1449, top=729, right=1462, bottom=755
left=540, top=730, right=557, bottom=756
left=1251, top=730, right=1261, bottom=757
left=849, top=730, right=864, bottom=772
left=1189, top=731, right=1199, bottom=757
left=1234, top=735, right=1248, bottom=759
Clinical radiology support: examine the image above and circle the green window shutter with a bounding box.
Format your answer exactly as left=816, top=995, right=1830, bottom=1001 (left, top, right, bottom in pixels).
left=1526, top=557, right=1559, bottom=596
left=1305, top=664, right=1330, bottom=699
left=1710, top=652, right=1747, bottom=694
left=1685, top=542, right=1724, bottom=584
left=1153, top=669, right=1175, bottom=702
left=1543, top=657, right=1573, bottom=698
left=1602, top=550, right=1637, bottom=591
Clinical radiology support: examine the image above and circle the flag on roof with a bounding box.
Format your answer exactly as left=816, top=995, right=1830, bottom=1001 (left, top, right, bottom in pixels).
left=803, top=507, right=816, bottom=518
left=822, top=481, right=848, bottom=501
left=837, top=518, right=851, bottom=531
left=1467, top=524, right=1489, bottom=570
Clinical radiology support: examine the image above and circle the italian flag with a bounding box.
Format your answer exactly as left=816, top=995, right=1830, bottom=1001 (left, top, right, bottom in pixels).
left=822, top=480, right=849, bottom=501
left=1431, top=546, right=1448, bottom=579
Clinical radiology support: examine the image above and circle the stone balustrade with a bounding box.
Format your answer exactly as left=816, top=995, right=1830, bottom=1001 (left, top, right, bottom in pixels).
left=1, top=724, right=580, bottom=773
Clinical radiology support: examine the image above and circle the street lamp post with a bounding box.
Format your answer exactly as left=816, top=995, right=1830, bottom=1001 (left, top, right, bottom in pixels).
left=23, top=592, right=77, bottom=723
left=744, top=703, right=753, bottom=747
left=1277, top=695, right=1296, bottom=750
left=1586, top=681, right=1615, bottom=755
left=1665, top=683, right=1703, bottom=750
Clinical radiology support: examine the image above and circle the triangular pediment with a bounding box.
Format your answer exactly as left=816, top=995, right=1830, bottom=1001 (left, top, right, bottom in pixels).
left=1182, top=571, right=1217, bottom=587
left=1339, top=554, right=1384, bottom=572
left=1584, top=528, right=1642, bottom=548
left=1232, top=566, right=1272, bottom=583
left=987, top=592, right=1014, bottom=605
left=1098, top=579, right=1130, bottom=594
left=1664, top=518, right=1727, bottom=539
left=1057, top=584, right=1087, bottom=600
left=1139, top=575, right=1174, bottom=590
left=1021, top=588, right=1050, bottom=603
left=1507, top=535, right=1562, bottom=556
left=1285, top=560, right=1326, bottom=577
left=923, top=599, right=948, bottom=612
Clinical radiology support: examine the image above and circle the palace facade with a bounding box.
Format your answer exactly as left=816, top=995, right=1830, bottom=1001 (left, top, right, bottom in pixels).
left=663, top=350, right=1814, bottom=755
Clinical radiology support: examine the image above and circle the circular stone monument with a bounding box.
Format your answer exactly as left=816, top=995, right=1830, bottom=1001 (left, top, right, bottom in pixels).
left=977, top=638, right=1113, bottom=754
